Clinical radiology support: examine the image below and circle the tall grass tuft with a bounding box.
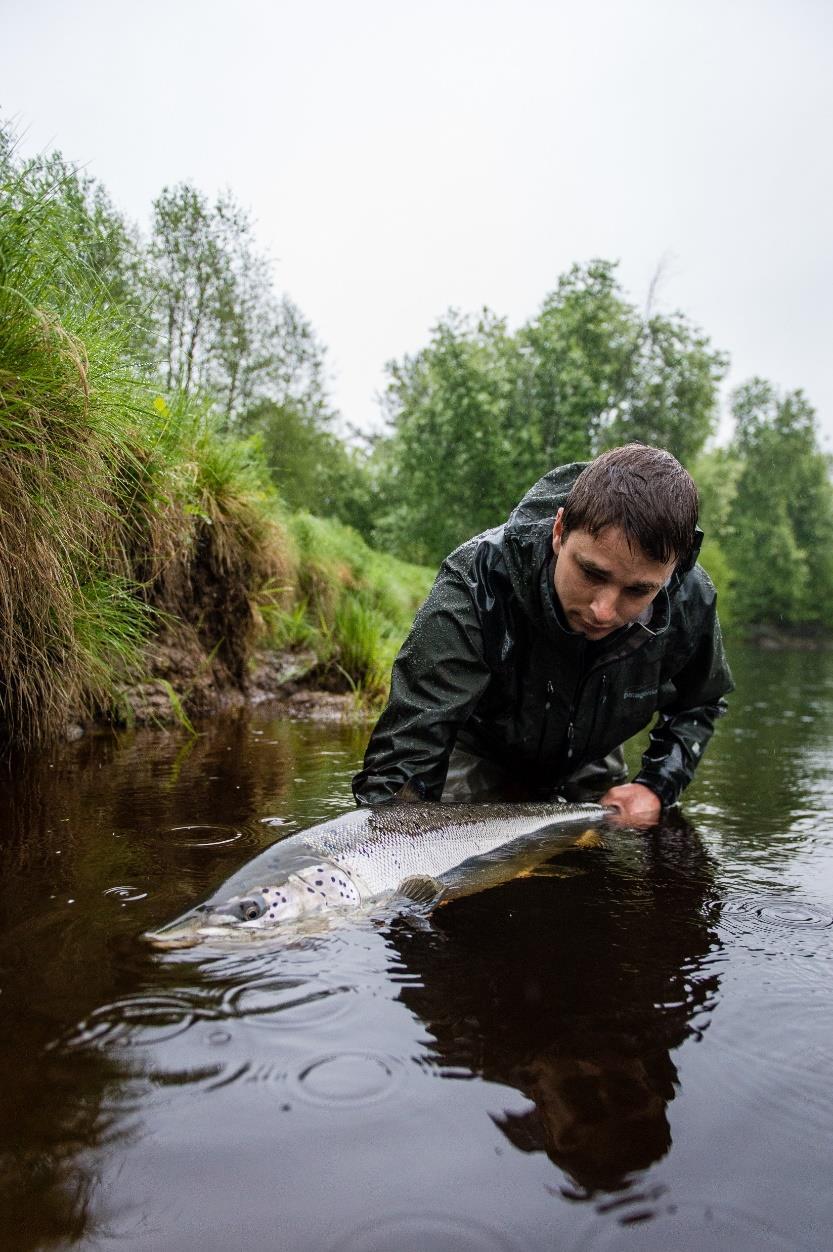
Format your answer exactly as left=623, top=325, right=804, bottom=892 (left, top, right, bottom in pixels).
left=329, top=598, right=389, bottom=697
left=0, top=131, right=432, bottom=744
left=0, top=161, right=150, bottom=739
left=0, top=146, right=293, bottom=743
left=128, top=394, right=293, bottom=686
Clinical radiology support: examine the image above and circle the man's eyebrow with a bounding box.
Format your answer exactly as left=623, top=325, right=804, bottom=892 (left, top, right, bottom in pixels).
left=576, top=555, right=661, bottom=595
left=576, top=555, right=610, bottom=578
left=627, top=579, right=662, bottom=594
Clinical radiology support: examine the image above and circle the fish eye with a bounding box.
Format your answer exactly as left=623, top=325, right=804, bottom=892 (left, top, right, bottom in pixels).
left=233, top=895, right=266, bottom=922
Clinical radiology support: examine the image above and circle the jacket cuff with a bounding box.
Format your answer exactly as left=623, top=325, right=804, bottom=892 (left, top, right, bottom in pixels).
left=632, top=772, right=679, bottom=809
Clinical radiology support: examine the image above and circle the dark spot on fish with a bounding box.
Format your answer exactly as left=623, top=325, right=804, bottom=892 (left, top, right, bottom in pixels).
left=307, top=887, right=314, bottom=894
left=315, top=880, right=323, bottom=886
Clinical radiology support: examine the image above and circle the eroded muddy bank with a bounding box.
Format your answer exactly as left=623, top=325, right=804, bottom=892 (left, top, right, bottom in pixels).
left=61, top=639, right=375, bottom=742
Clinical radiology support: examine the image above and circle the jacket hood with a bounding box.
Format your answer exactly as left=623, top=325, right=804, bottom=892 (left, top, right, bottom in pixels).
left=502, top=461, right=704, bottom=639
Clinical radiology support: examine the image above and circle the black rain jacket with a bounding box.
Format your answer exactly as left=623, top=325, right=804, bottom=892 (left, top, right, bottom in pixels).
left=353, top=462, right=733, bottom=808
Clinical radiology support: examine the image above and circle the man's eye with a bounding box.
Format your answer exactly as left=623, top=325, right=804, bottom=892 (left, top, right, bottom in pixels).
left=581, top=567, right=605, bottom=583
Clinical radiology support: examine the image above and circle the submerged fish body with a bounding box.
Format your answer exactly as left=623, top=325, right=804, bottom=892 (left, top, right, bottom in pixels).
left=144, top=800, right=607, bottom=948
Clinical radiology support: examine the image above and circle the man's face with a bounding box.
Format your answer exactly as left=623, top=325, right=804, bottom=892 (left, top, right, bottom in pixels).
left=552, top=509, right=676, bottom=640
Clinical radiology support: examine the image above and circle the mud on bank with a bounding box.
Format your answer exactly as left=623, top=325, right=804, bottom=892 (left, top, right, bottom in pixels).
left=114, top=639, right=375, bottom=737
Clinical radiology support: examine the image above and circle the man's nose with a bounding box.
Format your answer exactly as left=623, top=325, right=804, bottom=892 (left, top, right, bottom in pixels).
left=590, top=587, right=619, bottom=624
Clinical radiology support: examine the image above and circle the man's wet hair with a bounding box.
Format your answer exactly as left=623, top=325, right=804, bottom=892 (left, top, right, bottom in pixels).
left=561, top=444, right=699, bottom=567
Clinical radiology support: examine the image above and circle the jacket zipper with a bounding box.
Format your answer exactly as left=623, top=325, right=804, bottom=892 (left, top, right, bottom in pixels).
left=566, top=661, right=610, bottom=763
left=584, top=671, right=608, bottom=755
left=541, top=641, right=621, bottom=767
left=536, top=679, right=555, bottom=760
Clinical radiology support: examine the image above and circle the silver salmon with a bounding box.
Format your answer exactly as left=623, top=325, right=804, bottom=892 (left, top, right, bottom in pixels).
left=143, top=800, right=608, bottom=949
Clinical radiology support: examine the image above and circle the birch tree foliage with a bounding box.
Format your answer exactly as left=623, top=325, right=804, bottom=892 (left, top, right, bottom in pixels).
left=145, top=184, right=328, bottom=425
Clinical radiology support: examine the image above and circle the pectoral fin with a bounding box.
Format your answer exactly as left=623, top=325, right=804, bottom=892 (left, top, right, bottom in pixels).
left=573, top=828, right=604, bottom=849
left=396, top=874, right=444, bottom=905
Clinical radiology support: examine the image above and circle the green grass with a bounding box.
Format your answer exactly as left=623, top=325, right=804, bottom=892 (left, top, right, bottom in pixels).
left=0, top=134, right=433, bottom=745
left=277, top=511, right=432, bottom=701
left=0, top=162, right=146, bottom=738
left=0, top=156, right=284, bottom=741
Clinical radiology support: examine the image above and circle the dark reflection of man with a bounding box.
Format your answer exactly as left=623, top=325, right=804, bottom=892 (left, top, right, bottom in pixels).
left=387, top=813, right=721, bottom=1197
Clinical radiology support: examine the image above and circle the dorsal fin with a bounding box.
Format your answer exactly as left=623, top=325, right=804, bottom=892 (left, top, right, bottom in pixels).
left=394, top=779, right=428, bottom=804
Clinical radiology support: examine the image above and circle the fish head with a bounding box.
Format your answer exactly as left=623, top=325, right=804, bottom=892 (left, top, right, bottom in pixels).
left=143, top=861, right=363, bottom=949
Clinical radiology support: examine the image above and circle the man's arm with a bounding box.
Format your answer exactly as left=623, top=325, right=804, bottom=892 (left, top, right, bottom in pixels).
left=352, top=563, right=492, bottom=805
left=627, top=597, right=733, bottom=814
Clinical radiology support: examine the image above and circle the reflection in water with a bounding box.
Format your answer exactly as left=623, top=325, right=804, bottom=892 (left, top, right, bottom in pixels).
left=0, top=1042, right=139, bottom=1249
left=388, top=814, right=721, bottom=1195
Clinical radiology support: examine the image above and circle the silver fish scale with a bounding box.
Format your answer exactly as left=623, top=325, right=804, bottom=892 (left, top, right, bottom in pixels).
left=298, top=802, right=604, bottom=898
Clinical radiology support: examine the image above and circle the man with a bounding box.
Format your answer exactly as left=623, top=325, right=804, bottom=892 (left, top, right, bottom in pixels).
left=352, top=443, right=732, bottom=825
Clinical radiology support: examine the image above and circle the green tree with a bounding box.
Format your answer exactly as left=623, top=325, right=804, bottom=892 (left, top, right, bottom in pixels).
left=604, top=311, right=728, bottom=463
left=726, top=380, right=833, bottom=628
left=373, top=261, right=726, bottom=565
left=689, top=447, right=744, bottom=629
left=147, top=183, right=228, bottom=395
left=243, top=398, right=375, bottom=535
left=145, top=184, right=331, bottom=428
left=690, top=446, right=743, bottom=546
left=515, top=260, right=638, bottom=464
left=373, top=309, right=522, bottom=563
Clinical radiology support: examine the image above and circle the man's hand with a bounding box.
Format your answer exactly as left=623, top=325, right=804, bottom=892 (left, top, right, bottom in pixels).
left=599, top=782, right=661, bottom=828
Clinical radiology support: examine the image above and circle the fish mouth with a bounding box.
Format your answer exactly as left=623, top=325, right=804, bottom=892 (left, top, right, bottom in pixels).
left=142, top=905, right=289, bottom=950
left=142, top=906, right=236, bottom=950
left=143, top=929, right=203, bottom=951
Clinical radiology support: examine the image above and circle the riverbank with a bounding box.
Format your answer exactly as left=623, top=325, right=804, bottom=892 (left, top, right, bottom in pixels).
left=25, top=497, right=432, bottom=745
left=742, top=625, right=833, bottom=651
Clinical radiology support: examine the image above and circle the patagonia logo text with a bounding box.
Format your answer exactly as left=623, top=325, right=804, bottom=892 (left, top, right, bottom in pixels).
left=623, top=687, right=656, bottom=700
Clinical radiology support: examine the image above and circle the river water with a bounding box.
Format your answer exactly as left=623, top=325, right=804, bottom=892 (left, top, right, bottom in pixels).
left=1, top=642, right=831, bottom=1251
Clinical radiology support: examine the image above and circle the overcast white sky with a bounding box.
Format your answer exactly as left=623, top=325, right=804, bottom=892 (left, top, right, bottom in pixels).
left=3, top=0, right=832, bottom=445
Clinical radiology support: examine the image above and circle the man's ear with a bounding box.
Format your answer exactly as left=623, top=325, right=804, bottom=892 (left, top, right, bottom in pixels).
left=552, top=508, right=564, bottom=556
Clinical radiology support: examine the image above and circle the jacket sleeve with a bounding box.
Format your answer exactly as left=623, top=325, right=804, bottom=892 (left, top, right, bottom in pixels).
left=352, top=561, right=492, bottom=804
left=633, top=597, right=733, bottom=808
